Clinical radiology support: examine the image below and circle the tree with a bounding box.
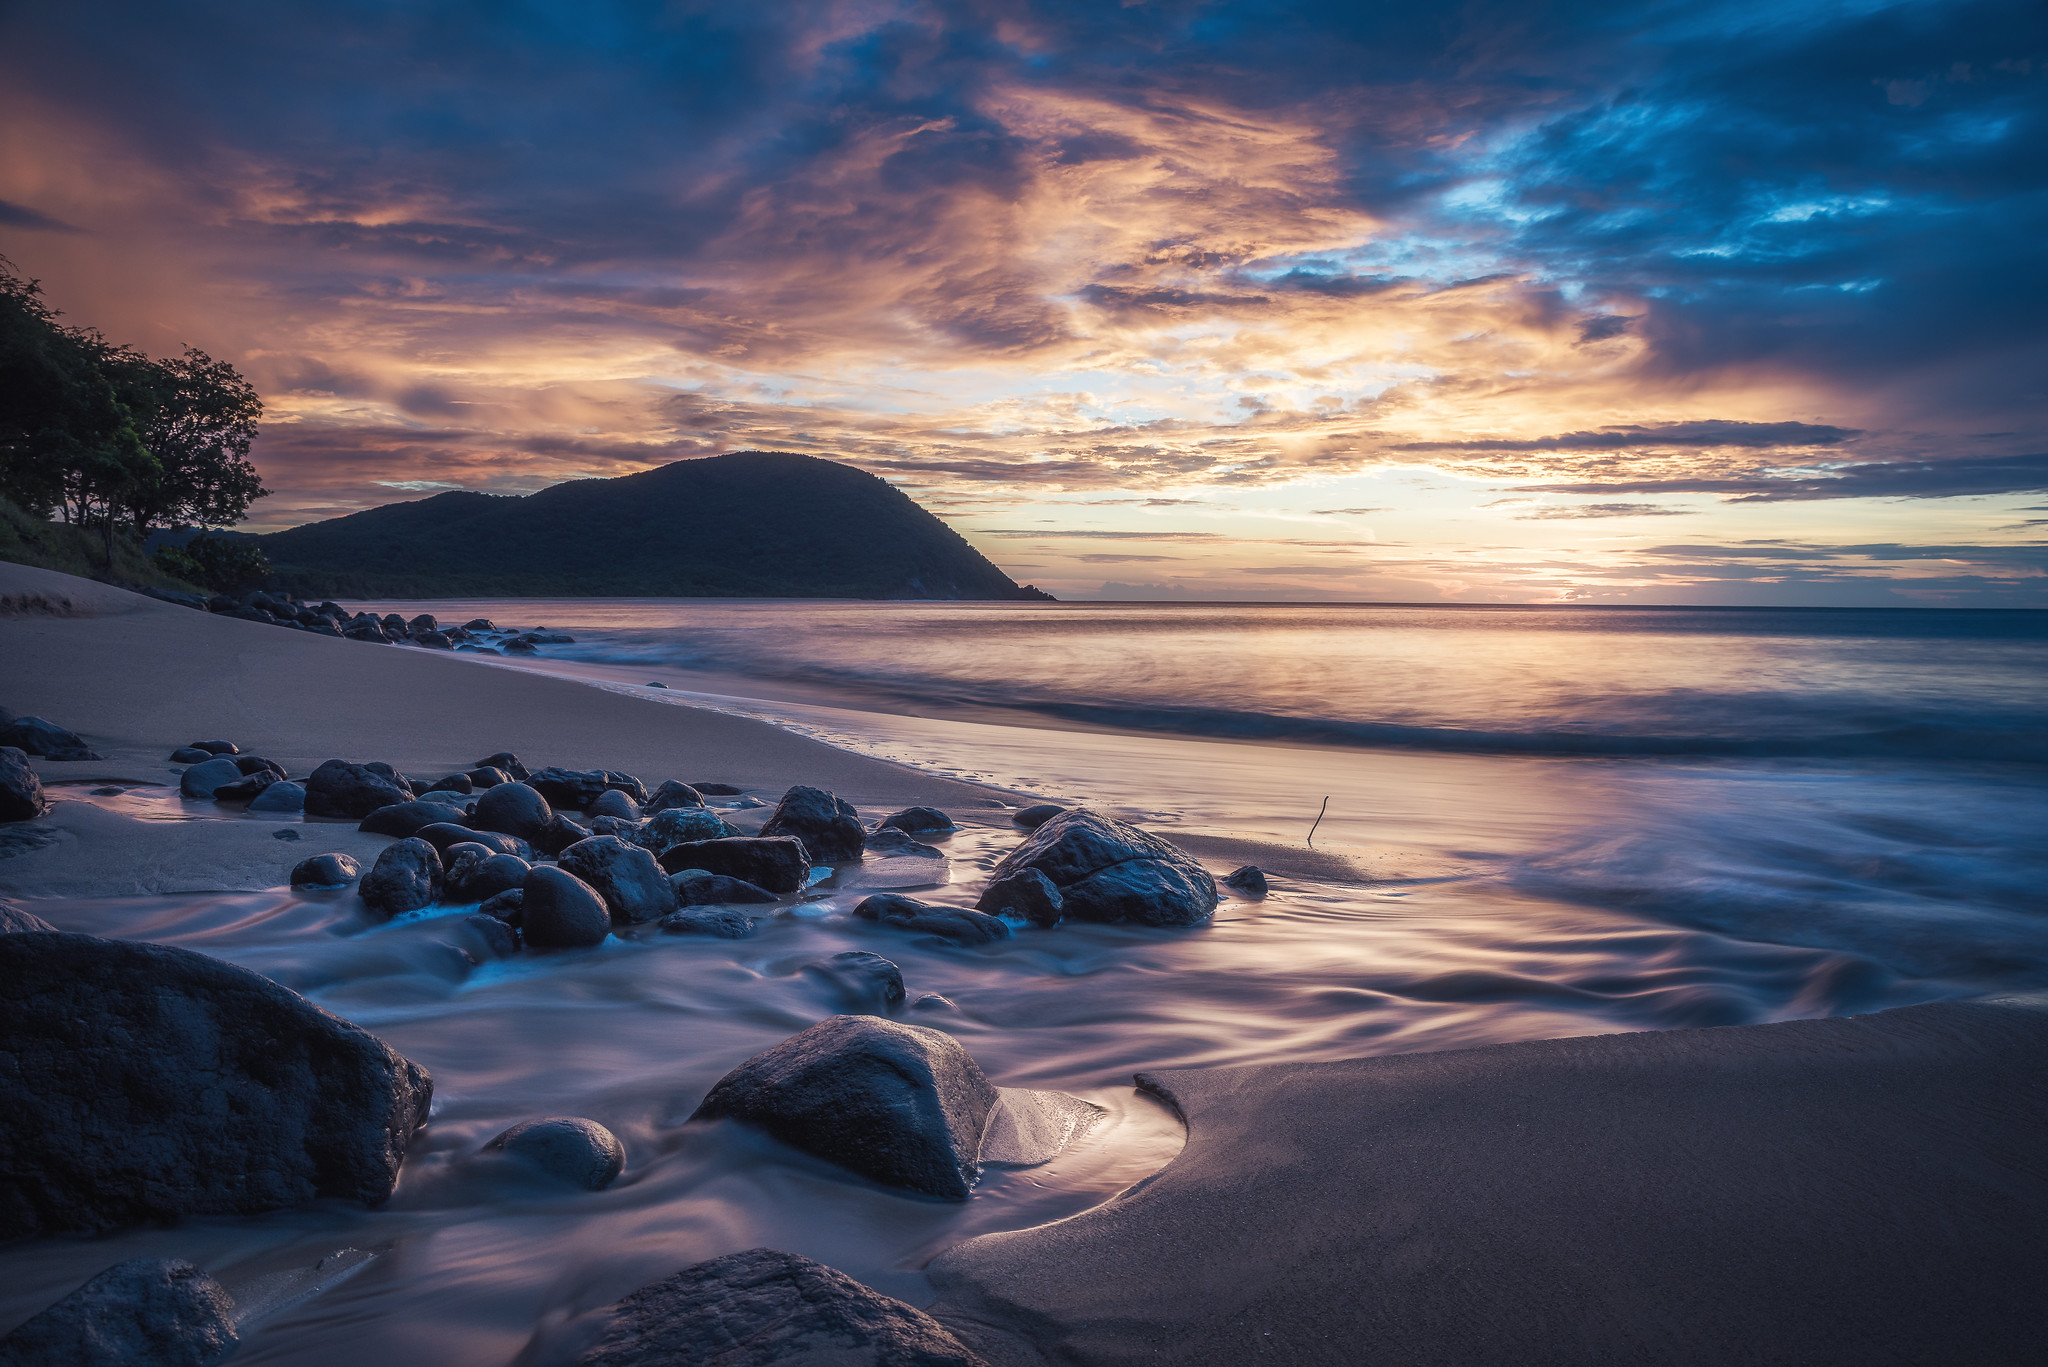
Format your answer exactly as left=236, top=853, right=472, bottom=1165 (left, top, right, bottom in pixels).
left=114, top=346, right=266, bottom=534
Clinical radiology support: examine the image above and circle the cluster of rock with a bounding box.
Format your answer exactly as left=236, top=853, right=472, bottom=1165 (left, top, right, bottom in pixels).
left=156, top=587, right=577, bottom=656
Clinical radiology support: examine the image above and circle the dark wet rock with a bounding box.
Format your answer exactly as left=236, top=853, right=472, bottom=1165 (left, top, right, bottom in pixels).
left=671, top=869, right=780, bottom=906
left=521, top=866, right=611, bottom=948
left=179, top=755, right=245, bottom=799
left=0, top=1258, right=237, bottom=1367
left=865, top=826, right=942, bottom=858
left=290, top=852, right=361, bottom=888
left=380, top=613, right=406, bottom=630
left=1012, top=803, right=1065, bottom=829
left=0, top=747, right=46, bottom=822
left=485, top=1117, right=624, bottom=1190
left=587, top=787, right=641, bottom=821
left=463, top=617, right=496, bottom=631
left=407, top=613, right=438, bottom=632
left=480, top=887, right=525, bottom=924
left=527, top=767, right=613, bottom=809
left=503, top=639, right=538, bottom=654
left=975, top=867, right=1064, bottom=928
left=359, top=838, right=443, bottom=918
left=879, top=806, right=955, bottom=834
left=193, top=739, right=239, bottom=755
left=987, top=808, right=1218, bottom=928
left=646, top=680, right=668, bottom=688
left=659, top=906, right=758, bottom=938
left=0, top=932, right=433, bottom=1238
left=559, top=836, right=674, bottom=925
left=1223, top=864, right=1269, bottom=897
left=272, top=828, right=301, bottom=841
left=170, top=746, right=213, bottom=764
left=760, top=784, right=866, bottom=864
left=211, top=772, right=276, bottom=803
left=427, top=772, right=475, bottom=795
left=343, top=619, right=391, bottom=643
left=358, top=799, right=468, bottom=838
left=733, top=795, right=767, bottom=810
left=416, top=822, right=527, bottom=858
left=248, top=779, right=307, bottom=813
left=692, top=1015, right=998, bottom=1200
left=234, top=755, right=286, bottom=778
left=473, top=780, right=552, bottom=842
left=305, top=759, right=413, bottom=819
left=588, top=814, right=644, bottom=841
left=414, top=789, right=476, bottom=810
left=659, top=836, right=810, bottom=894
left=853, top=894, right=1010, bottom=945
left=0, top=715, right=102, bottom=761
left=466, top=766, right=511, bottom=788
left=534, top=812, right=593, bottom=857
left=445, top=846, right=531, bottom=904
left=643, top=779, right=705, bottom=812
left=690, top=782, right=743, bottom=796
left=363, top=761, right=415, bottom=795
left=556, top=1248, right=986, bottom=1367
left=461, top=912, right=519, bottom=958
left=0, top=900, right=58, bottom=933
left=911, top=993, right=955, bottom=1012
left=414, top=630, right=453, bottom=649
left=815, top=950, right=906, bottom=1012
left=634, top=804, right=732, bottom=852
left=475, top=751, right=531, bottom=781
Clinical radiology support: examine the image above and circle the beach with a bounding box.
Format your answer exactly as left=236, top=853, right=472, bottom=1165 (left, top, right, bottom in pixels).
left=3, top=561, right=2046, bottom=1365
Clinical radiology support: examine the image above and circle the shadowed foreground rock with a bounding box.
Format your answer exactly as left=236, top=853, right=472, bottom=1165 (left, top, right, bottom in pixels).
left=0, top=898, right=57, bottom=933
left=0, top=746, right=44, bottom=822
left=926, top=1000, right=2048, bottom=1367
left=760, top=783, right=866, bottom=863
left=693, top=1015, right=997, bottom=1199
left=486, top=1116, right=625, bottom=1190
left=659, top=836, right=810, bottom=894
left=984, top=809, right=1216, bottom=927
left=559, top=1248, right=985, bottom=1367
left=0, top=1258, right=236, bottom=1367
left=0, top=932, right=432, bottom=1239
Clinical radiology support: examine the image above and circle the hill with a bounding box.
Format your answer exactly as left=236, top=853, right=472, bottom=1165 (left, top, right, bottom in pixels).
left=259, top=452, right=1054, bottom=600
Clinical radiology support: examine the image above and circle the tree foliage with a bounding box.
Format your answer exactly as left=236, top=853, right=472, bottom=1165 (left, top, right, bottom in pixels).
left=153, top=534, right=272, bottom=593
left=0, top=255, right=267, bottom=562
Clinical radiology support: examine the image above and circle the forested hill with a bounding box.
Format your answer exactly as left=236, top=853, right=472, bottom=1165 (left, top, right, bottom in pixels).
left=260, top=452, right=1055, bottom=601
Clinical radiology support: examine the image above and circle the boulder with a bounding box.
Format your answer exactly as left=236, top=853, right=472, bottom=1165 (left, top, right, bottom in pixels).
left=760, top=784, right=866, bottom=863
left=413, top=630, right=453, bottom=649
left=0, top=746, right=45, bottom=822
left=553, top=1248, right=986, bottom=1367
left=659, top=907, right=758, bottom=938
left=359, top=838, right=443, bottom=918
left=406, top=613, right=437, bottom=632
left=193, top=740, right=239, bottom=755
left=169, top=746, right=213, bottom=763
left=671, top=869, right=780, bottom=906
left=559, top=836, right=674, bottom=924
left=479, top=888, right=525, bottom=924
left=0, top=1258, right=237, bottom=1367
left=986, top=808, right=1217, bottom=927
left=586, top=787, right=641, bottom=821
left=0, top=900, right=59, bottom=933
left=461, top=913, right=519, bottom=958
left=247, top=779, right=307, bottom=813
left=0, top=932, right=432, bottom=1238
left=484, top=1117, right=624, bottom=1190
left=234, top=754, right=287, bottom=778
left=473, top=780, right=552, bottom=842
left=521, top=866, right=611, bottom=949
left=445, top=846, right=530, bottom=903
left=879, top=806, right=955, bottom=833
left=466, top=766, right=511, bottom=788
left=534, top=812, right=592, bottom=857
left=425, top=772, right=474, bottom=795
left=853, top=894, right=1010, bottom=946
left=642, top=779, right=705, bottom=812
left=358, top=799, right=468, bottom=838
left=633, top=804, right=732, bottom=852
left=1012, top=803, right=1065, bottom=829
left=342, top=619, right=391, bottom=643
left=692, top=1015, right=998, bottom=1200
left=658, top=836, right=810, bottom=894
left=289, top=853, right=361, bottom=888
left=416, top=822, right=528, bottom=859
left=814, top=950, right=906, bottom=1012
left=305, top=760, right=412, bottom=819
left=865, top=826, right=941, bottom=857
left=974, top=866, right=1064, bottom=928
left=463, top=617, right=497, bottom=632
left=691, top=782, right=743, bottom=796
left=178, top=755, right=245, bottom=799
left=475, top=751, right=531, bottom=781
left=588, top=814, right=644, bottom=841
left=0, top=715, right=102, bottom=761
left=1223, top=864, right=1269, bottom=897
left=526, top=767, right=614, bottom=809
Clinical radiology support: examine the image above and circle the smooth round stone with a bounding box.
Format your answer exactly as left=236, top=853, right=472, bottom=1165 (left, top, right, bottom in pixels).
left=485, top=1116, right=624, bottom=1189
left=520, top=867, right=610, bottom=948
left=289, top=853, right=362, bottom=888
left=169, top=747, right=213, bottom=764
left=247, top=780, right=306, bottom=814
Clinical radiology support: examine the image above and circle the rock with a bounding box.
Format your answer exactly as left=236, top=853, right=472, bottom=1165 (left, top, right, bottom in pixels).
left=911, top=993, right=955, bottom=1012
left=760, top=784, right=866, bottom=863
left=974, top=866, right=1064, bottom=928
left=0, top=900, right=59, bottom=933
left=426, top=772, right=474, bottom=795
left=588, top=814, right=644, bottom=841
left=1223, top=864, right=1269, bottom=897
left=815, top=950, right=906, bottom=1012
left=879, top=806, right=955, bottom=833
left=521, top=866, right=611, bottom=948
left=416, top=822, right=527, bottom=858
left=659, top=906, right=758, bottom=938
left=0, top=746, right=45, bottom=822
left=559, top=836, right=674, bottom=924
left=554, top=1247, right=986, bottom=1367
left=586, top=787, right=641, bottom=821
left=526, top=767, right=613, bottom=809
left=342, top=619, right=391, bottom=643
left=1012, top=803, right=1065, bottom=829
left=534, top=812, right=592, bottom=857
left=234, top=754, right=287, bottom=778
left=692, top=1015, right=998, bottom=1200
left=290, top=852, right=361, bottom=888
left=479, top=888, right=525, bottom=924
left=853, top=894, right=1010, bottom=945
left=659, top=836, right=810, bottom=894
left=633, top=804, right=733, bottom=852
left=273, top=828, right=301, bottom=841
left=169, top=746, right=213, bottom=763
left=503, top=639, right=538, bottom=654
left=466, top=766, right=511, bottom=788
left=0, top=932, right=432, bottom=1238
left=473, top=780, right=552, bottom=842
left=865, top=826, right=941, bottom=857
left=986, top=808, right=1218, bottom=928
left=445, top=846, right=531, bottom=903
left=407, top=613, right=437, bottom=632
left=357, top=799, right=468, bottom=838
left=463, top=617, right=496, bottom=632
left=646, top=680, right=668, bottom=688
left=305, top=759, right=412, bottom=819
left=0, top=1258, right=237, bottom=1367
left=733, top=796, right=767, bottom=809
left=193, top=739, right=239, bottom=755
left=414, top=789, right=475, bottom=809
left=475, top=751, right=531, bottom=781
left=670, top=869, right=780, bottom=906
left=247, top=779, right=307, bottom=813
left=414, top=630, right=453, bottom=649
left=643, top=779, right=705, bottom=812
left=359, top=838, right=443, bottom=918
left=178, top=755, right=245, bottom=799
left=461, top=912, right=519, bottom=958
left=484, top=1117, right=624, bottom=1190
left=0, top=715, right=102, bottom=761
left=691, top=782, right=743, bottom=796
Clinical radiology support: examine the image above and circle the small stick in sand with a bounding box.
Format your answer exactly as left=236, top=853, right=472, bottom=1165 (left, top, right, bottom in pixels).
left=1307, top=795, right=1330, bottom=846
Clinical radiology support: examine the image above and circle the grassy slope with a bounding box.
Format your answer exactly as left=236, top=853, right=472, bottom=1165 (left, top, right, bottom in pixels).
left=0, top=496, right=204, bottom=594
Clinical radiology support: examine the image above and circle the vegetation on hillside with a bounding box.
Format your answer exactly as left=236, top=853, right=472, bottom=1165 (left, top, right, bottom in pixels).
left=0, top=493, right=204, bottom=592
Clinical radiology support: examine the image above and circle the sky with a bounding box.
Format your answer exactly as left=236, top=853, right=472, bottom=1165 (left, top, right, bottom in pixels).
left=2, top=0, right=2044, bottom=605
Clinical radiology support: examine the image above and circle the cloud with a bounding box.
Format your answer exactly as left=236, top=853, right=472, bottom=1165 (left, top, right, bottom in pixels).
left=1074, top=553, right=1180, bottom=563
left=1312, top=506, right=1389, bottom=515
left=1514, top=502, right=1697, bottom=519
left=0, top=199, right=82, bottom=233
left=1515, top=451, right=2048, bottom=502
left=1396, top=421, right=1857, bottom=453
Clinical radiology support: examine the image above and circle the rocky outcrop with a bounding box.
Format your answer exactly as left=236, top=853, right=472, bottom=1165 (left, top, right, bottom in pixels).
left=984, top=809, right=1216, bottom=927
left=0, top=746, right=43, bottom=822
left=359, top=838, right=443, bottom=918
left=304, top=760, right=412, bottom=819
left=0, top=1259, right=237, bottom=1367
left=659, top=836, right=810, bottom=894
left=558, top=835, right=674, bottom=924
left=760, top=784, right=866, bottom=863
left=853, top=894, right=1010, bottom=945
